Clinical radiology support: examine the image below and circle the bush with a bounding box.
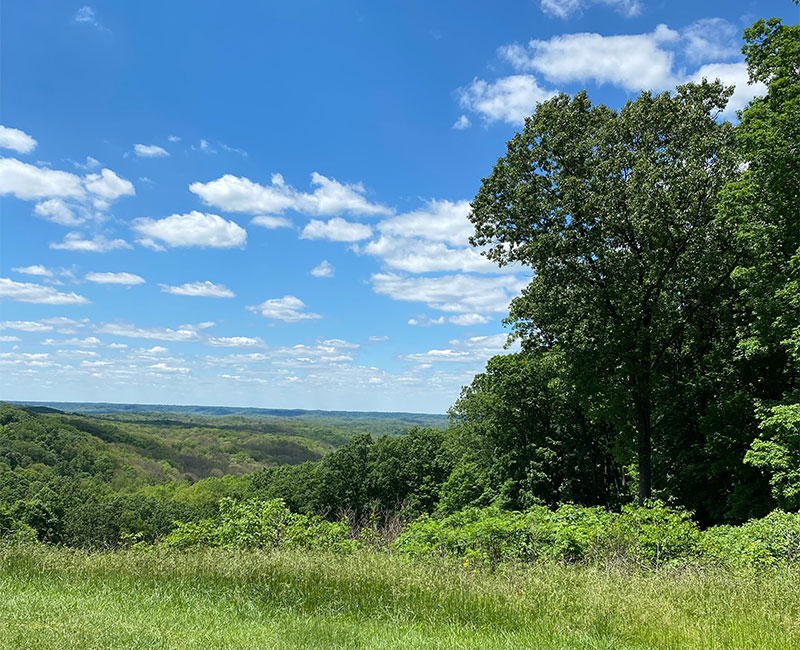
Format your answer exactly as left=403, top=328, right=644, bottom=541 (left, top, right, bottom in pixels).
left=703, top=510, right=800, bottom=567
left=163, top=498, right=356, bottom=552
left=395, top=503, right=704, bottom=567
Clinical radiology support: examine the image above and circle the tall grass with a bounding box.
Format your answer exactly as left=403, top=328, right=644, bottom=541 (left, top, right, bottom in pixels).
left=1, top=544, right=798, bottom=649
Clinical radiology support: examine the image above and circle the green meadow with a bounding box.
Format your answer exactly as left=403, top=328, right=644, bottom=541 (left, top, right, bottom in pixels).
left=2, top=545, right=798, bottom=650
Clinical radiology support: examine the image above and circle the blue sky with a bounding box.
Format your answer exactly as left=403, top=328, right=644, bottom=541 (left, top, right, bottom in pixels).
left=0, top=0, right=794, bottom=413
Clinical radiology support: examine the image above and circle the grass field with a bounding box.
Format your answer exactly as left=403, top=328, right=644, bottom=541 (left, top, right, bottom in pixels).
left=1, top=545, right=798, bottom=649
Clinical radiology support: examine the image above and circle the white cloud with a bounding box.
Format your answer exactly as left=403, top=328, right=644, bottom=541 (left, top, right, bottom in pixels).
left=408, top=315, right=445, bottom=327
left=220, top=142, right=247, bottom=157
left=0, top=158, right=85, bottom=200
left=42, top=336, right=102, bottom=347
left=159, top=281, right=235, bottom=298
left=247, top=295, right=322, bottom=323
left=449, top=313, right=491, bottom=326
left=301, top=217, right=372, bottom=242
left=74, top=6, right=106, bottom=30
left=0, top=158, right=133, bottom=215
left=132, top=211, right=247, bottom=249
left=39, top=317, right=89, bottom=332
left=50, top=232, right=132, bottom=253
left=250, top=215, right=292, bottom=229
left=372, top=273, right=526, bottom=314
left=361, top=237, right=500, bottom=274
left=539, top=0, right=642, bottom=19
left=190, top=172, right=392, bottom=217
left=0, top=125, right=37, bottom=153
left=73, top=156, right=101, bottom=171
left=310, top=260, right=335, bottom=278
left=0, top=278, right=89, bottom=305
left=206, top=336, right=265, bottom=347
left=368, top=335, right=389, bottom=342
left=354, top=198, right=521, bottom=274
left=33, top=198, right=83, bottom=226
left=83, top=168, right=135, bottom=203
left=452, top=115, right=472, bottom=130
left=0, top=335, right=21, bottom=342
left=502, top=25, right=680, bottom=91
left=690, top=62, right=766, bottom=118
left=134, top=144, right=170, bottom=158
left=148, top=362, right=189, bottom=373
left=0, top=321, right=55, bottom=332
left=96, top=322, right=201, bottom=342
left=85, top=272, right=145, bottom=285
left=378, top=199, right=473, bottom=246
left=12, top=265, right=53, bottom=278
left=458, top=75, right=557, bottom=125
left=405, top=333, right=512, bottom=364
left=682, top=18, right=739, bottom=63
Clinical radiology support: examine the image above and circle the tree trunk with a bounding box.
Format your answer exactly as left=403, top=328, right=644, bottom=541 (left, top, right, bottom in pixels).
left=636, top=311, right=653, bottom=507
left=636, top=404, right=652, bottom=506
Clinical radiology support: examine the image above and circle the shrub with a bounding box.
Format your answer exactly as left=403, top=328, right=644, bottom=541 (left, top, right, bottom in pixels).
left=395, top=503, right=702, bottom=567
left=163, top=498, right=356, bottom=552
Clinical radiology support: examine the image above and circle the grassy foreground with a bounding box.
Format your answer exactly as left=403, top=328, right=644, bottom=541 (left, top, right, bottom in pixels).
left=1, top=545, right=798, bottom=650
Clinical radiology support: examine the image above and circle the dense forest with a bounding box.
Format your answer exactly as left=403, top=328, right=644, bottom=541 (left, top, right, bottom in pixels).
left=1, top=12, right=798, bottom=551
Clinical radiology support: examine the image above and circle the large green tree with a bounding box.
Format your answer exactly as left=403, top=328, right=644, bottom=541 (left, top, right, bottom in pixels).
left=732, top=13, right=800, bottom=508
left=470, top=82, right=741, bottom=505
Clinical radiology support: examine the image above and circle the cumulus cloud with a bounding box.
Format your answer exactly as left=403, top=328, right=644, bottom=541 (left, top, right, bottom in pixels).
left=310, top=260, right=335, bottom=278
left=0, top=320, right=55, bottom=332
left=0, top=159, right=134, bottom=216
left=158, top=281, right=235, bottom=298
left=190, top=172, right=392, bottom=217
left=0, top=335, right=21, bottom=342
left=360, top=237, right=504, bottom=274
left=462, top=20, right=766, bottom=126
left=205, top=336, right=265, bottom=347
left=50, top=232, right=132, bottom=252
left=73, top=156, right=101, bottom=171
left=452, top=115, right=472, bottom=130
left=458, top=75, right=557, bottom=125
left=247, top=295, right=322, bottom=323
left=0, top=125, right=37, bottom=153
left=539, top=0, right=642, bottom=19
left=148, top=362, right=190, bottom=373
left=85, top=272, right=145, bottom=285
left=33, top=198, right=82, bottom=226
left=134, top=144, right=170, bottom=158
left=353, top=198, right=521, bottom=274
left=250, top=215, right=292, bottom=229
left=501, top=25, right=681, bottom=91
left=301, top=217, right=372, bottom=242
left=0, top=158, right=85, bottom=200
left=405, top=333, right=512, bottom=364
left=682, top=18, right=740, bottom=63
left=0, top=278, right=89, bottom=305
left=408, top=315, right=445, bottom=327
left=372, top=273, right=526, bottom=314
left=12, top=265, right=53, bottom=278
left=96, top=322, right=202, bottom=342
left=378, top=199, right=473, bottom=247
left=449, top=313, right=491, bottom=326
left=83, top=168, right=135, bottom=204
left=690, top=62, right=766, bottom=117
left=132, top=211, right=247, bottom=249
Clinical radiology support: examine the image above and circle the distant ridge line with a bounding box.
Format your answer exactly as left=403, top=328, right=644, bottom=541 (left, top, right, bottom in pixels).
left=8, top=400, right=447, bottom=420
